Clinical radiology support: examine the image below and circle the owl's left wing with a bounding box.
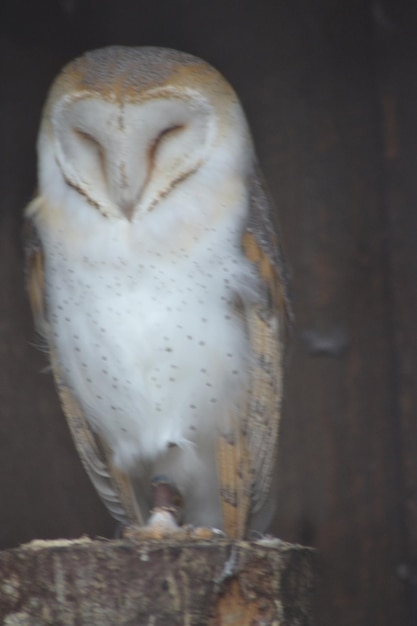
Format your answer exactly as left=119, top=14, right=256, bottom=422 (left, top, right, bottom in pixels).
left=216, top=171, right=290, bottom=539
left=24, top=200, right=143, bottom=527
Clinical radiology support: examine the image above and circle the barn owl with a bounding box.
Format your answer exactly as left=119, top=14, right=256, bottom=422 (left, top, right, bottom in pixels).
left=25, top=46, right=289, bottom=539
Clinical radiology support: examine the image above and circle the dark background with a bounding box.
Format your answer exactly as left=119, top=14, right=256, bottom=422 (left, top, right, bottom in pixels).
left=1, top=1, right=416, bottom=624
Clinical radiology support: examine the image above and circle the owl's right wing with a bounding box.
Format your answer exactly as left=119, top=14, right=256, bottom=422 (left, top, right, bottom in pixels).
left=24, top=198, right=143, bottom=527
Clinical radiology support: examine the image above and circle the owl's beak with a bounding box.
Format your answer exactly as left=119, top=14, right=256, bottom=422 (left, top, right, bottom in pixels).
left=119, top=199, right=135, bottom=221
left=106, top=150, right=148, bottom=221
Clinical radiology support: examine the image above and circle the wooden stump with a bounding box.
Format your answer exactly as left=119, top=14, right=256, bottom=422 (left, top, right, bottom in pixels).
left=0, top=537, right=315, bottom=625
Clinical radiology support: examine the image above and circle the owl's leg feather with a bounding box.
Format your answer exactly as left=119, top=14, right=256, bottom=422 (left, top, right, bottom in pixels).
left=123, top=476, right=225, bottom=541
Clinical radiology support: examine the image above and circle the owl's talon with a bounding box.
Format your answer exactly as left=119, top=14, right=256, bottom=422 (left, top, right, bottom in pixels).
left=123, top=520, right=226, bottom=542
left=122, top=509, right=179, bottom=540
left=247, top=529, right=264, bottom=541
left=182, top=525, right=226, bottom=540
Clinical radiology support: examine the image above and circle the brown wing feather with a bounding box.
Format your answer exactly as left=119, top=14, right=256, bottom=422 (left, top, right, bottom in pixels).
left=216, top=402, right=251, bottom=539
left=244, top=172, right=290, bottom=525
left=24, top=199, right=142, bottom=526
left=215, top=170, right=289, bottom=539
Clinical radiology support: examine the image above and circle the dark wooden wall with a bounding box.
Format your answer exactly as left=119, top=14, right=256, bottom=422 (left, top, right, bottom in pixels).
left=1, top=1, right=416, bottom=624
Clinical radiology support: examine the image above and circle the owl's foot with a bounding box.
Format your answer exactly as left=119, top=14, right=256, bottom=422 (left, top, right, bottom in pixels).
left=123, top=519, right=225, bottom=541
left=182, top=525, right=226, bottom=540
left=122, top=474, right=225, bottom=541
left=123, top=509, right=181, bottom=540
left=122, top=475, right=180, bottom=539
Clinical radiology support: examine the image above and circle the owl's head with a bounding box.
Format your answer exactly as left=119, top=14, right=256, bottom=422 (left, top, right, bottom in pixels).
left=38, top=46, right=253, bottom=221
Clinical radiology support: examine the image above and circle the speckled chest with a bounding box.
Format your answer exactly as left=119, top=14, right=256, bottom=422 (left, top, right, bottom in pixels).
left=42, top=211, right=255, bottom=468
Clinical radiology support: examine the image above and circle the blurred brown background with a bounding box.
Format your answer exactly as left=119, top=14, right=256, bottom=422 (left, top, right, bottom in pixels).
left=1, top=1, right=416, bottom=624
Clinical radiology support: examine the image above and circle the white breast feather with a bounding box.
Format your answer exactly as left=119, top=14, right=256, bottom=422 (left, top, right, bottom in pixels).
left=39, top=173, right=258, bottom=525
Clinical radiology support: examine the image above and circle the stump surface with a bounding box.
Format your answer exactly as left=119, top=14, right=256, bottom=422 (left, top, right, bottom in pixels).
left=0, top=537, right=315, bottom=625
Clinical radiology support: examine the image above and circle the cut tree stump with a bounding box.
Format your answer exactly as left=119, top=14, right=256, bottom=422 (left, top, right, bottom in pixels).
left=0, top=537, right=315, bottom=625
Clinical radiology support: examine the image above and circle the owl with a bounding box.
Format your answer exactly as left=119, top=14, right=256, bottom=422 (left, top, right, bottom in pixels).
left=25, top=46, right=289, bottom=539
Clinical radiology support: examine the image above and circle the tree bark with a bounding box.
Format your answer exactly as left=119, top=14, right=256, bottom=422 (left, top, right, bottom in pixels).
left=0, top=537, right=314, bottom=625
